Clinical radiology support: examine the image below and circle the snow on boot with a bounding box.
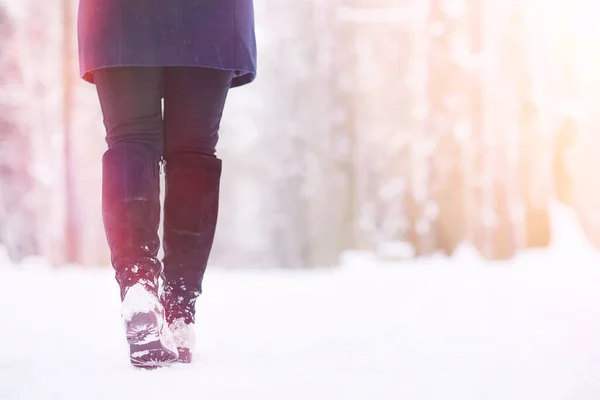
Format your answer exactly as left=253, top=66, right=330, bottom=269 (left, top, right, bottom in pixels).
left=161, top=283, right=199, bottom=363
left=103, top=144, right=178, bottom=368
left=122, top=282, right=178, bottom=368
left=162, top=154, right=222, bottom=363
left=168, top=318, right=196, bottom=363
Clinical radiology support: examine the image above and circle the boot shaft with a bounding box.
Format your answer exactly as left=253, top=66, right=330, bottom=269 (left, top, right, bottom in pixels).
left=162, top=154, right=222, bottom=298
left=102, top=144, right=163, bottom=300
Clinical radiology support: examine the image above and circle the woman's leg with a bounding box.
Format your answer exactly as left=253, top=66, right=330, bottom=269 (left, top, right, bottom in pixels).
left=163, top=67, right=233, bottom=157
left=161, top=67, right=233, bottom=362
left=95, top=66, right=163, bottom=297
left=94, top=67, right=178, bottom=367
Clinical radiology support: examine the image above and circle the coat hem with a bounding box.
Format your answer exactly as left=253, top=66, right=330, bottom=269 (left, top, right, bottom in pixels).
left=81, top=64, right=256, bottom=88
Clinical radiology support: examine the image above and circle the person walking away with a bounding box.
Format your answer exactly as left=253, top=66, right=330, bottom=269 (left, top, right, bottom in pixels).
left=77, top=0, right=257, bottom=368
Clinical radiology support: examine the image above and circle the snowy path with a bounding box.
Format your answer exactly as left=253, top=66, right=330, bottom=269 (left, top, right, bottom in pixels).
left=2, top=246, right=600, bottom=400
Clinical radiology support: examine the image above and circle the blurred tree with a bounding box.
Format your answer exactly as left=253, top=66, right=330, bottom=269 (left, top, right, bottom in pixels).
left=15, top=0, right=67, bottom=266
left=63, top=0, right=80, bottom=263
left=425, top=0, right=469, bottom=257
left=0, top=4, right=38, bottom=262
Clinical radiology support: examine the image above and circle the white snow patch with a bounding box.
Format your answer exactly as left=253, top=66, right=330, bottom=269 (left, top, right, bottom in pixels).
left=169, top=318, right=196, bottom=351
left=121, top=284, right=160, bottom=321
left=136, top=334, right=159, bottom=345
left=160, top=318, right=178, bottom=356
left=130, top=350, right=150, bottom=358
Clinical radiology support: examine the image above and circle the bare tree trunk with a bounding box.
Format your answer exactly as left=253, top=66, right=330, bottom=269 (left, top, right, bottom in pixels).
left=16, top=0, right=67, bottom=266
left=302, top=0, right=351, bottom=267
left=63, top=0, right=81, bottom=263
left=426, top=0, right=470, bottom=257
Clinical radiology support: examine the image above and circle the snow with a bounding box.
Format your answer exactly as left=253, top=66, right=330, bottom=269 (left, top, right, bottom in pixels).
left=170, top=318, right=195, bottom=351
left=2, top=203, right=600, bottom=399
left=121, top=283, right=161, bottom=322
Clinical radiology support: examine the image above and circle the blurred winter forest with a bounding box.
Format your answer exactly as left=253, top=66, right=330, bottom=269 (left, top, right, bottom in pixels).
left=0, top=0, right=598, bottom=268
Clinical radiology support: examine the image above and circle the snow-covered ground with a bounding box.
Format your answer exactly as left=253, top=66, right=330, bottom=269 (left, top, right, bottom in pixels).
left=2, top=203, right=600, bottom=400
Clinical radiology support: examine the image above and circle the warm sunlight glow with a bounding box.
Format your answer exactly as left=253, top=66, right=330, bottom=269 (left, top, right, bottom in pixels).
left=532, top=0, right=600, bottom=76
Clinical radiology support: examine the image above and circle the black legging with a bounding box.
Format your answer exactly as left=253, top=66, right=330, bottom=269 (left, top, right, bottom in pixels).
left=94, top=67, right=233, bottom=159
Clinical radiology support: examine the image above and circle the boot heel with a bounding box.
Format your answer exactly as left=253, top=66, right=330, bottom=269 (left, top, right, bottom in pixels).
left=126, top=311, right=178, bottom=368
left=122, top=284, right=179, bottom=368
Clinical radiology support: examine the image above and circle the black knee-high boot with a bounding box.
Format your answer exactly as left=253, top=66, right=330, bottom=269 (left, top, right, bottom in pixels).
left=102, top=144, right=178, bottom=368
left=161, top=153, right=222, bottom=363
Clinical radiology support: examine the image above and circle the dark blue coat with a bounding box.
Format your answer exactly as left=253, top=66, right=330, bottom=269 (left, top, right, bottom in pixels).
left=77, top=0, right=257, bottom=88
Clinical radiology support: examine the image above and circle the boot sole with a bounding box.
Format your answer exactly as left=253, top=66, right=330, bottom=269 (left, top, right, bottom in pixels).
left=126, top=312, right=178, bottom=369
